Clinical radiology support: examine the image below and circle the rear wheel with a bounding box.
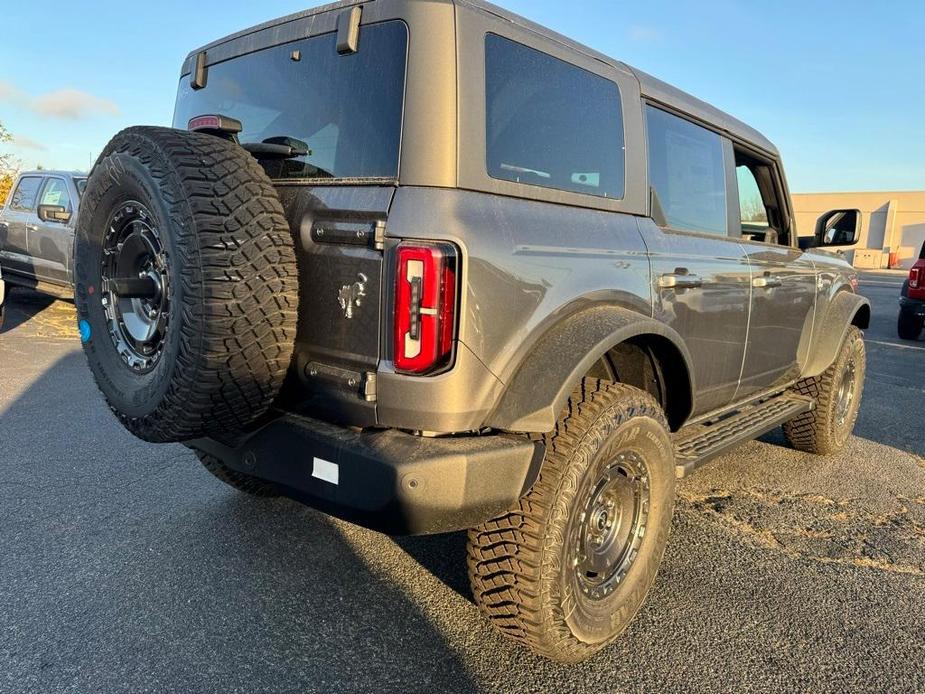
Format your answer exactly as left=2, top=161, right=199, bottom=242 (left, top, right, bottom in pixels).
left=74, top=126, right=298, bottom=443
left=784, top=326, right=866, bottom=455
left=897, top=309, right=923, bottom=341
left=194, top=450, right=279, bottom=497
left=467, top=380, right=675, bottom=663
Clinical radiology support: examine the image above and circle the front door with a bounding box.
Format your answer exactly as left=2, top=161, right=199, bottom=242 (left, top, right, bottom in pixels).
left=732, top=153, right=817, bottom=397
left=30, top=176, right=75, bottom=285
left=643, top=106, right=751, bottom=415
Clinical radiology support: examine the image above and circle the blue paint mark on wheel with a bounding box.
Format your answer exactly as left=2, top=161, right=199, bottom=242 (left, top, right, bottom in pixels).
left=78, top=319, right=92, bottom=343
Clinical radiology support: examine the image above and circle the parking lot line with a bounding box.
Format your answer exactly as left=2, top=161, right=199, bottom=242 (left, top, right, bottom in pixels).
left=865, top=338, right=925, bottom=352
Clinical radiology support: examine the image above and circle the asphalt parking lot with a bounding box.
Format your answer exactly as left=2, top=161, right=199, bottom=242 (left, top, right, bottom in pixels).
left=0, top=272, right=922, bottom=693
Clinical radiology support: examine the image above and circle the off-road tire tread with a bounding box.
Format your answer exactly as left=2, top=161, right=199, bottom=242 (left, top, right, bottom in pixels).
left=897, top=310, right=923, bottom=341
left=195, top=450, right=279, bottom=497
left=467, top=379, right=670, bottom=663
left=783, top=326, right=865, bottom=455
left=77, top=126, right=298, bottom=442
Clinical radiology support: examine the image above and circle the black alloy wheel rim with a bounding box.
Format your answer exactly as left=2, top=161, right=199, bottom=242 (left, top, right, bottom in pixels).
left=572, top=450, right=650, bottom=600
left=99, top=201, right=170, bottom=373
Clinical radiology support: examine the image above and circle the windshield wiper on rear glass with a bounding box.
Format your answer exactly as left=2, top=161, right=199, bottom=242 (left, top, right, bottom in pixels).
left=240, top=136, right=311, bottom=159
left=239, top=135, right=336, bottom=178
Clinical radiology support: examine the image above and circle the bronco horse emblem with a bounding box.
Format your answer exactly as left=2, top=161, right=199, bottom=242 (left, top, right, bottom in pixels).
left=338, top=273, right=368, bottom=319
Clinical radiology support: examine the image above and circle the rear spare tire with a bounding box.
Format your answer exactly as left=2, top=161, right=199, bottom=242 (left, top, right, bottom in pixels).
left=74, top=126, right=298, bottom=443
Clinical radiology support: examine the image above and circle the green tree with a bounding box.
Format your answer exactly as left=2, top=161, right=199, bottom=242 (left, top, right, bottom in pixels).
left=0, top=121, right=20, bottom=205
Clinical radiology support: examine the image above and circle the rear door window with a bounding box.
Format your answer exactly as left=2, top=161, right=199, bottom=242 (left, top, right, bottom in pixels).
left=9, top=176, right=43, bottom=212
left=646, top=106, right=727, bottom=235
left=485, top=34, right=625, bottom=199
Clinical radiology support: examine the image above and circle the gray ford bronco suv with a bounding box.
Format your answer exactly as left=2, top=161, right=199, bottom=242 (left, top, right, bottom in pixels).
left=74, top=0, right=870, bottom=662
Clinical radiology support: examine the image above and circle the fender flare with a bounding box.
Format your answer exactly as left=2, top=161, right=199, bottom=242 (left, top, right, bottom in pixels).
left=486, top=304, right=696, bottom=433
left=802, top=291, right=871, bottom=379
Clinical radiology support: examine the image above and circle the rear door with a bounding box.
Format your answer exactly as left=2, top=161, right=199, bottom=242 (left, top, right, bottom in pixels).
left=732, top=150, right=817, bottom=396
left=29, top=176, right=75, bottom=284
left=0, top=175, right=44, bottom=279
left=642, top=106, right=752, bottom=415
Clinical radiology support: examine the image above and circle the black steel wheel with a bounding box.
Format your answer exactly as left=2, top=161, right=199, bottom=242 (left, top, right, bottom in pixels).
left=468, top=380, right=675, bottom=663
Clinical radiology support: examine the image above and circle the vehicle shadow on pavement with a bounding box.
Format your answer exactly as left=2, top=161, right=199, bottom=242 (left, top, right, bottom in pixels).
left=394, top=532, right=473, bottom=602
left=0, top=350, right=481, bottom=693
left=0, top=288, right=59, bottom=334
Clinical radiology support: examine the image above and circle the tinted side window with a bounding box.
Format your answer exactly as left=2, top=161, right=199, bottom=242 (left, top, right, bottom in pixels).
left=485, top=34, right=625, bottom=199
left=735, top=165, right=768, bottom=227
left=10, top=176, right=43, bottom=212
left=646, top=107, right=727, bottom=235
left=40, top=178, right=72, bottom=211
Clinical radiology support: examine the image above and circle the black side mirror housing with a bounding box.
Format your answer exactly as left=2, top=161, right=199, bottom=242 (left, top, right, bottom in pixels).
left=37, top=204, right=71, bottom=223
left=812, top=209, right=861, bottom=248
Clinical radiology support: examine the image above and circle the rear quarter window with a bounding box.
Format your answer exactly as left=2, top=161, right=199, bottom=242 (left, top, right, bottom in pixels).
left=485, top=34, right=625, bottom=199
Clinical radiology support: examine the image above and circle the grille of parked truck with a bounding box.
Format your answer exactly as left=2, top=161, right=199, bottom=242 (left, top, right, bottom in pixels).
left=70, top=0, right=870, bottom=663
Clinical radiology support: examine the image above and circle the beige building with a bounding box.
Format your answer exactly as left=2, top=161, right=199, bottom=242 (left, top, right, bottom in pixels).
left=792, top=191, right=925, bottom=270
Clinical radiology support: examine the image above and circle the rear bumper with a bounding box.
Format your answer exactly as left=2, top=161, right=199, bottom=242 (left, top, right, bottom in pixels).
left=189, top=414, right=544, bottom=535
left=900, top=295, right=925, bottom=316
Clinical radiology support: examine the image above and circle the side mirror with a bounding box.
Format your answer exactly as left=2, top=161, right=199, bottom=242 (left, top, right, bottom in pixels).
left=813, top=209, right=860, bottom=247
left=37, top=204, right=71, bottom=223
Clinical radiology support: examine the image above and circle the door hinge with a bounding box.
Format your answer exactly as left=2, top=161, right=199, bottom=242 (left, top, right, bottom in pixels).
left=362, top=372, right=377, bottom=401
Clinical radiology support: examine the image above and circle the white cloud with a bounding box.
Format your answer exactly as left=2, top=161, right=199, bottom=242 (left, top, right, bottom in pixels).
left=32, top=88, right=120, bottom=119
left=628, top=25, right=663, bottom=43
left=13, top=135, right=46, bottom=151
left=0, top=80, right=119, bottom=120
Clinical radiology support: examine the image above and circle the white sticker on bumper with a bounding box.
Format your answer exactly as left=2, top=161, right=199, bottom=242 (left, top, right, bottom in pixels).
left=312, top=457, right=339, bottom=485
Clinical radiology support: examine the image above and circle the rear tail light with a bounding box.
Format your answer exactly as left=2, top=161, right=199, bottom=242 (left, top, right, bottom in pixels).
left=394, top=242, right=458, bottom=374
left=910, top=267, right=920, bottom=289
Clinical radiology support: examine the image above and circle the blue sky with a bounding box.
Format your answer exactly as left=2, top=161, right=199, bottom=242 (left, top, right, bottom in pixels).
left=1, top=0, right=922, bottom=192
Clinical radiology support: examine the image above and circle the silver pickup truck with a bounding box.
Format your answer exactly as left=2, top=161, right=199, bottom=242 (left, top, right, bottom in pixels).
left=0, top=170, right=86, bottom=296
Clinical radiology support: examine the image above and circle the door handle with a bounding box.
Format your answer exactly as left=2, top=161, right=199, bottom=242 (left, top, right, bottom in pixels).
left=658, top=272, right=703, bottom=289
left=26, top=224, right=38, bottom=232
left=752, top=276, right=783, bottom=289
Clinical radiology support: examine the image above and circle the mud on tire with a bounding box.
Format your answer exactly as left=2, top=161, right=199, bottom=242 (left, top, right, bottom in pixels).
left=74, top=126, right=298, bottom=443
left=784, top=325, right=866, bottom=455
left=467, top=380, right=676, bottom=663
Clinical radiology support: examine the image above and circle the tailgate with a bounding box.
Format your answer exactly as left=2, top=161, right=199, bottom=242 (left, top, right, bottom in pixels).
left=275, top=185, right=394, bottom=426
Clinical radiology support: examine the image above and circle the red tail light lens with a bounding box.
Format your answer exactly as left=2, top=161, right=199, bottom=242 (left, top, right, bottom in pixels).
left=910, top=267, right=920, bottom=289
left=394, top=243, right=458, bottom=374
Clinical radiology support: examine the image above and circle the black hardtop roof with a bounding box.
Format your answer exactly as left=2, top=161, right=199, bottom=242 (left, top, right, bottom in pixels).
left=182, top=0, right=779, bottom=157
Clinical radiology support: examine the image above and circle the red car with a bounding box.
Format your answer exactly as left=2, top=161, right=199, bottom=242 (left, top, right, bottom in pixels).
left=898, top=241, right=925, bottom=340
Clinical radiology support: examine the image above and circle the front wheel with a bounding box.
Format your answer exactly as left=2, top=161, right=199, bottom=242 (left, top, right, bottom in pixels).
left=467, top=380, right=676, bottom=663
left=784, top=325, right=866, bottom=455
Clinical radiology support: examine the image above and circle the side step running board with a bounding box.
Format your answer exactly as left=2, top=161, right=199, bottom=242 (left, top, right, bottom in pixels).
left=672, top=392, right=814, bottom=478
